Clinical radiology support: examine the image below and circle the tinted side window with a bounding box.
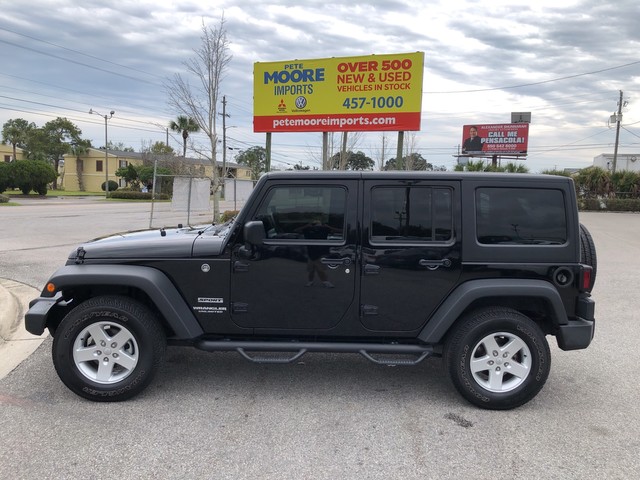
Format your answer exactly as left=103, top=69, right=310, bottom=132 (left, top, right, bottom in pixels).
left=371, top=186, right=453, bottom=242
left=255, top=186, right=346, bottom=241
left=476, top=188, right=567, bottom=245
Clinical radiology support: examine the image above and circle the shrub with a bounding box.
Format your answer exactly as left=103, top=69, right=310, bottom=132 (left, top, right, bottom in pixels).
left=101, top=180, right=119, bottom=192
left=6, top=160, right=56, bottom=195
left=579, top=198, right=640, bottom=212
left=0, top=162, right=9, bottom=193
left=0, top=194, right=9, bottom=203
left=541, top=169, right=572, bottom=177
left=220, top=210, right=239, bottom=222
left=108, top=191, right=170, bottom=200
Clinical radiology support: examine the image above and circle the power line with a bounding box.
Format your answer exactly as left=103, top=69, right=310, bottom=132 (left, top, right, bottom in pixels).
left=0, top=38, right=157, bottom=85
left=0, top=26, right=163, bottom=80
left=425, top=60, right=640, bottom=94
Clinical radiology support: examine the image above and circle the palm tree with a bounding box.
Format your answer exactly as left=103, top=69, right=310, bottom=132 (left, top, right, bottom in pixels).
left=2, top=118, right=35, bottom=161
left=169, top=116, right=200, bottom=158
left=70, top=139, right=92, bottom=191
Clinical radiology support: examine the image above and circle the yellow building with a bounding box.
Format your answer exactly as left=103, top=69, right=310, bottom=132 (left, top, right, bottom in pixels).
left=1, top=143, right=25, bottom=162
left=60, top=148, right=252, bottom=193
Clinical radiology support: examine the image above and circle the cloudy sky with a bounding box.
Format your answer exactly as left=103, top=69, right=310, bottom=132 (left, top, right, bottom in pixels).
left=1, top=0, right=639, bottom=172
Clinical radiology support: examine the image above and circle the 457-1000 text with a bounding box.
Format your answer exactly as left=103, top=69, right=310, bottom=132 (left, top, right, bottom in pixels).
left=343, top=96, right=404, bottom=109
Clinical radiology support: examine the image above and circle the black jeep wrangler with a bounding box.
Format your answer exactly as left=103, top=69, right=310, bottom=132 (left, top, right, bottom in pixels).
left=26, top=172, right=596, bottom=409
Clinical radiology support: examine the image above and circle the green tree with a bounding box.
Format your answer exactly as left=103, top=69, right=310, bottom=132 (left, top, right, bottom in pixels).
left=330, top=150, right=374, bottom=170
left=235, top=146, right=267, bottom=181
left=169, top=115, right=200, bottom=158
left=104, top=141, right=134, bottom=152
left=22, top=127, right=49, bottom=162
left=574, top=167, right=611, bottom=198
left=611, top=170, right=640, bottom=198
left=384, top=153, right=432, bottom=171
left=2, top=118, right=35, bottom=161
left=23, top=118, right=83, bottom=189
left=503, top=162, right=529, bottom=173
left=137, top=165, right=172, bottom=195
left=116, top=164, right=142, bottom=190
left=147, top=141, right=175, bottom=155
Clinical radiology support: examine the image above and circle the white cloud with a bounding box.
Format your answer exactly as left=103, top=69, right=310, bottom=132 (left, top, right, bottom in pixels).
left=1, top=0, right=640, bottom=171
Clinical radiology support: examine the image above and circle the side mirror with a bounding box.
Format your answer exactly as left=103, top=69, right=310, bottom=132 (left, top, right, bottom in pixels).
left=244, top=220, right=266, bottom=245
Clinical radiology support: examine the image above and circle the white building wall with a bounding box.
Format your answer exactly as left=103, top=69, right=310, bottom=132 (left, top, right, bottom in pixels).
left=593, top=153, right=640, bottom=172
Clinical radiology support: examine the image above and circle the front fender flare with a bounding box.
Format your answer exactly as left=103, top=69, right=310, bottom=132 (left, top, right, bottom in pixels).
left=418, top=279, right=568, bottom=344
left=31, top=264, right=204, bottom=340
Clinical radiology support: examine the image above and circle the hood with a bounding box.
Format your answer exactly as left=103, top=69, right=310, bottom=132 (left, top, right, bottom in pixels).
left=68, top=223, right=232, bottom=263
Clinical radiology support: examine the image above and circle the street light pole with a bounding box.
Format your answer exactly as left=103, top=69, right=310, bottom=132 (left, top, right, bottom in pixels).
left=89, top=109, right=115, bottom=197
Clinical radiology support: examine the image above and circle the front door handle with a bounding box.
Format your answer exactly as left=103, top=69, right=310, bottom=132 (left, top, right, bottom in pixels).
left=233, top=261, right=250, bottom=273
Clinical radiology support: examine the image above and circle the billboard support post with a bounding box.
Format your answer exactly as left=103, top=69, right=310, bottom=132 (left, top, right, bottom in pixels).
left=322, top=132, right=329, bottom=170
left=265, top=132, right=272, bottom=172
left=396, top=131, right=404, bottom=170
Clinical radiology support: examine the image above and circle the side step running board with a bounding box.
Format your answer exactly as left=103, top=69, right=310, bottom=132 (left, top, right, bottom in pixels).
left=194, top=340, right=434, bottom=366
left=237, top=348, right=308, bottom=364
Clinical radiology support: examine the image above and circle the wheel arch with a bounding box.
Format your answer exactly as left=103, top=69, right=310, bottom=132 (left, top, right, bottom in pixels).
left=419, top=279, right=568, bottom=344
left=41, top=265, right=204, bottom=340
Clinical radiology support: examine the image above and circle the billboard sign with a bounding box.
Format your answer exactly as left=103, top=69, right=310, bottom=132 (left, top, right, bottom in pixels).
left=253, top=52, right=424, bottom=133
left=462, top=123, right=529, bottom=155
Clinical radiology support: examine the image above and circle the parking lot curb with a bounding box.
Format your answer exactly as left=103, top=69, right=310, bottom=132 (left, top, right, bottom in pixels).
left=0, top=278, right=46, bottom=380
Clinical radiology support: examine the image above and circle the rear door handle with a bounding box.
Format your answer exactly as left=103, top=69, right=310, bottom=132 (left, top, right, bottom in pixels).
left=320, top=257, right=351, bottom=266
left=419, top=258, right=452, bottom=270
left=364, top=264, right=381, bottom=275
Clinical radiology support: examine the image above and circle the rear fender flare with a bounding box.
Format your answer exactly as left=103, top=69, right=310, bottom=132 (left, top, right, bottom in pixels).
left=418, top=279, right=568, bottom=344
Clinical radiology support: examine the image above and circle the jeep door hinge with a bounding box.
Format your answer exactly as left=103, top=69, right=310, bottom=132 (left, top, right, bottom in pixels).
left=361, top=304, right=379, bottom=316
left=231, top=302, right=249, bottom=314
left=233, top=261, right=250, bottom=273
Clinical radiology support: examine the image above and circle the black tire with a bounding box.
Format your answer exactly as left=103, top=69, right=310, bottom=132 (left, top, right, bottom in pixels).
left=444, top=307, right=551, bottom=410
left=52, top=295, right=166, bottom=402
left=579, top=223, right=597, bottom=290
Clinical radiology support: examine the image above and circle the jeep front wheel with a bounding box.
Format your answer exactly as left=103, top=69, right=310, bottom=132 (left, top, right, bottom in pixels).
left=444, top=307, right=551, bottom=410
left=52, top=296, right=166, bottom=402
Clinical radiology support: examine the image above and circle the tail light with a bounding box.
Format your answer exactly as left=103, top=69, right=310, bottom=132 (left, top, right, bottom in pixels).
left=580, top=265, right=593, bottom=291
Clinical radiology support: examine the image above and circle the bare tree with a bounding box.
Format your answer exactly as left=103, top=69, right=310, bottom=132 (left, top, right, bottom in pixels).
left=371, top=133, right=390, bottom=171
left=338, top=131, right=364, bottom=169
left=165, top=16, right=232, bottom=219
left=403, top=132, right=419, bottom=170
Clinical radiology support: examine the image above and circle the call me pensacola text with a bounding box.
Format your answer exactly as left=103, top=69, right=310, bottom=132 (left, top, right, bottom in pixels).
left=253, top=52, right=424, bottom=133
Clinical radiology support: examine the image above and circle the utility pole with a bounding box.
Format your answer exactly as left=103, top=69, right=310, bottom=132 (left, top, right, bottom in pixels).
left=221, top=95, right=230, bottom=197
left=612, top=90, right=624, bottom=174
left=89, top=108, right=114, bottom=198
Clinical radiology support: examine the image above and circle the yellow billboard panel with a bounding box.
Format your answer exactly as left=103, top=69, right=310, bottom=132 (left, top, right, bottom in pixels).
left=253, top=52, right=424, bottom=133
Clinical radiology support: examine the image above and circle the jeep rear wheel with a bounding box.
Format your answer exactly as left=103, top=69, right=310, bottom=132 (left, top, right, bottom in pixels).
left=444, top=307, right=551, bottom=410
left=52, top=296, right=166, bottom=402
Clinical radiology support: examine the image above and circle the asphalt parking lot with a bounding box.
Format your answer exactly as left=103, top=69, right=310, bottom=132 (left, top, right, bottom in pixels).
left=1, top=198, right=639, bottom=479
